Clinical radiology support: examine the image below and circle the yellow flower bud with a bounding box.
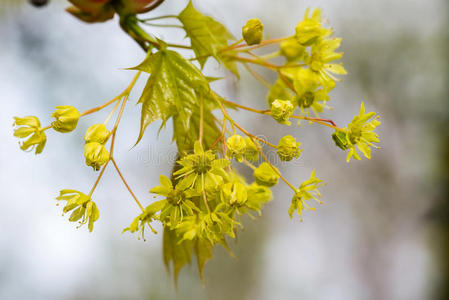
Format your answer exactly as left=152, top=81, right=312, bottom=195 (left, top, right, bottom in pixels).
left=253, top=162, right=279, bottom=187
left=221, top=182, right=247, bottom=205
left=280, top=38, right=307, bottom=62
left=13, top=116, right=46, bottom=154
left=242, top=18, right=264, bottom=45
left=277, top=135, right=302, bottom=161
left=84, top=124, right=111, bottom=144
left=270, top=99, right=294, bottom=125
left=243, top=137, right=259, bottom=162
left=51, top=106, right=80, bottom=133
left=226, top=134, right=246, bottom=162
left=84, top=142, right=110, bottom=171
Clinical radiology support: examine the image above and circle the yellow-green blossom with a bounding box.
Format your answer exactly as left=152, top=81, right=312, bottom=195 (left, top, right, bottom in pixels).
left=123, top=200, right=166, bottom=240
left=253, top=162, right=279, bottom=187
left=51, top=106, right=80, bottom=133
left=342, top=102, right=381, bottom=162
left=173, top=141, right=230, bottom=192
left=149, top=175, right=199, bottom=228
left=280, top=38, right=307, bottom=62
left=56, top=189, right=100, bottom=232
left=286, top=68, right=331, bottom=116
left=289, top=170, right=324, bottom=218
left=270, top=99, right=294, bottom=125
left=242, top=18, right=264, bottom=45
left=221, top=181, right=247, bottom=206
left=243, top=137, right=259, bottom=162
left=226, top=134, right=246, bottom=162
left=277, top=135, right=302, bottom=161
left=307, top=38, right=346, bottom=88
left=84, top=124, right=111, bottom=144
left=13, top=116, right=47, bottom=154
left=295, top=8, right=331, bottom=46
left=84, top=142, right=110, bottom=171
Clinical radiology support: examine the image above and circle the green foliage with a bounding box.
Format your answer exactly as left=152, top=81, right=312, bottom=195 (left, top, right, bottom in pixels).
left=132, top=48, right=211, bottom=143
left=178, top=0, right=234, bottom=68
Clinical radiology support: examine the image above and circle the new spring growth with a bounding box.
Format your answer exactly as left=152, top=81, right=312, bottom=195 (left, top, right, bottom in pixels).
left=295, top=8, right=330, bottom=46
left=280, top=38, right=307, bottom=62
left=84, top=124, right=111, bottom=170
left=56, top=190, right=100, bottom=232
left=242, top=18, right=264, bottom=45
left=149, top=175, right=199, bottom=228
left=253, top=162, right=280, bottom=187
left=221, top=181, right=247, bottom=206
left=226, top=134, right=246, bottom=162
left=51, top=105, right=80, bottom=133
left=289, top=170, right=324, bottom=219
left=270, top=99, right=295, bottom=125
left=84, top=124, right=111, bottom=144
left=123, top=200, right=165, bottom=240
left=13, top=116, right=47, bottom=154
left=277, top=135, right=302, bottom=161
left=84, top=142, right=110, bottom=171
left=243, top=137, right=259, bottom=162
left=337, top=102, right=381, bottom=162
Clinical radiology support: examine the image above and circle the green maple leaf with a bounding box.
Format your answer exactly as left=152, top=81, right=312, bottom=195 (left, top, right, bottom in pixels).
left=163, top=227, right=193, bottom=287
left=132, top=48, right=210, bottom=143
left=178, top=0, right=234, bottom=70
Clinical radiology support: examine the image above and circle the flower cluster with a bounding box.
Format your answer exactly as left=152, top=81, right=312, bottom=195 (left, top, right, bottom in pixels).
left=124, top=142, right=273, bottom=245
left=289, top=170, right=324, bottom=219
left=84, top=124, right=111, bottom=170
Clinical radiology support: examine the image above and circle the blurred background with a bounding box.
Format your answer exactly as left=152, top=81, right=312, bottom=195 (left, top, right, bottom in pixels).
left=0, top=0, right=447, bottom=299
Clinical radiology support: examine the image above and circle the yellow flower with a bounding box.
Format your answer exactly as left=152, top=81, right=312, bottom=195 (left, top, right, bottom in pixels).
left=277, top=135, right=302, bottom=161
left=289, top=170, right=324, bottom=218
left=344, top=102, right=381, bottom=162
left=13, top=116, right=47, bottom=154
left=307, top=38, right=347, bottom=88
left=253, top=162, right=279, bottom=187
left=56, top=189, right=100, bottom=232
left=295, top=8, right=331, bottom=46
left=226, top=134, right=246, bottom=162
left=270, top=99, right=295, bottom=125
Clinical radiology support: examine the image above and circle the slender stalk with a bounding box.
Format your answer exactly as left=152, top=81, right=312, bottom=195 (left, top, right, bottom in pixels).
left=201, top=174, right=211, bottom=213
left=111, top=157, right=145, bottom=212
left=223, top=37, right=288, bottom=52
left=258, top=147, right=297, bottom=192
left=80, top=96, right=121, bottom=117
left=221, top=99, right=270, bottom=114
left=103, top=98, right=122, bottom=125
left=88, top=160, right=110, bottom=197
left=166, top=43, right=192, bottom=49
left=243, top=63, right=271, bottom=88
left=139, top=15, right=178, bottom=22
left=199, top=94, right=204, bottom=146
left=141, top=23, right=184, bottom=29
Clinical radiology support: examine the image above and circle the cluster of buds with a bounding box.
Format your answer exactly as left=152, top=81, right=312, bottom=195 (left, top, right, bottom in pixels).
left=84, top=124, right=111, bottom=170
left=66, top=0, right=159, bottom=23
